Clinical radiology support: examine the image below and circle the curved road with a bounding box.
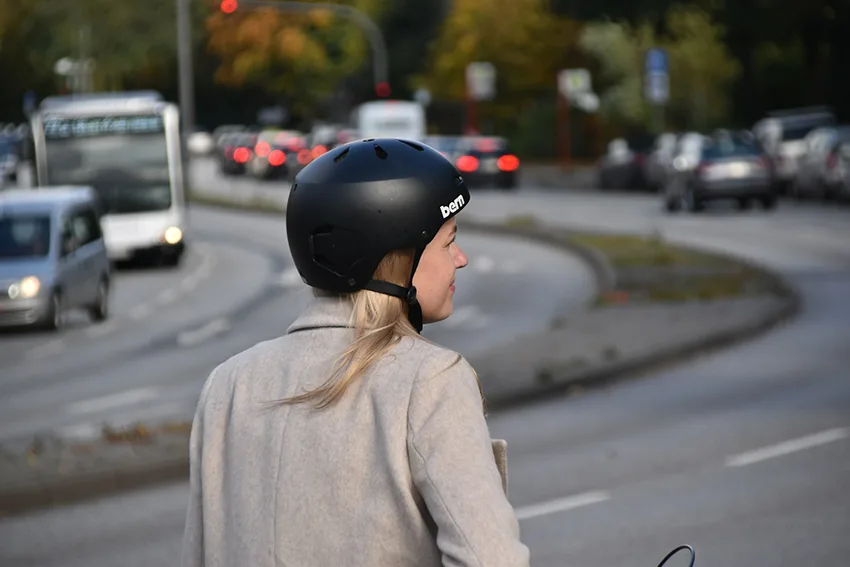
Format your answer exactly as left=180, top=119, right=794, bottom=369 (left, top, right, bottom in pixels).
left=2, top=180, right=849, bottom=567
left=0, top=200, right=596, bottom=444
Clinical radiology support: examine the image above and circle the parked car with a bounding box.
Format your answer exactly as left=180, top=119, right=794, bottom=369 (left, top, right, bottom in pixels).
left=663, top=132, right=777, bottom=213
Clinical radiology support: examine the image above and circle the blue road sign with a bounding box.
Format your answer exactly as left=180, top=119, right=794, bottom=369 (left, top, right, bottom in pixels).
left=645, top=48, right=668, bottom=75
left=23, top=90, right=37, bottom=116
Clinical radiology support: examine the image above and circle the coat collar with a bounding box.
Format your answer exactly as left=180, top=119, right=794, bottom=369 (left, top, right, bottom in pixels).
left=287, top=292, right=355, bottom=334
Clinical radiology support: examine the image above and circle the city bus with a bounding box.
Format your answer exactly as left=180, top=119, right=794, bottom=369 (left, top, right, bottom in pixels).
left=30, top=90, right=187, bottom=266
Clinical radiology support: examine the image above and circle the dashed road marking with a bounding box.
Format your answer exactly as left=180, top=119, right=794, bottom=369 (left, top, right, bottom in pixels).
left=157, top=288, right=179, bottom=304
left=725, top=427, right=849, bottom=468
left=65, top=387, right=159, bottom=416
left=177, top=318, right=230, bottom=347
left=275, top=267, right=304, bottom=289
left=129, top=303, right=152, bottom=320
left=515, top=491, right=611, bottom=521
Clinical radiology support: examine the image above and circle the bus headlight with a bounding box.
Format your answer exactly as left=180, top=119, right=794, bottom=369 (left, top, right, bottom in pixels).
left=9, top=276, right=41, bottom=299
left=163, top=227, right=183, bottom=245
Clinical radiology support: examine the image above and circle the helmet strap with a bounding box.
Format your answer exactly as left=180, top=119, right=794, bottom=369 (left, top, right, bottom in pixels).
left=363, top=248, right=426, bottom=333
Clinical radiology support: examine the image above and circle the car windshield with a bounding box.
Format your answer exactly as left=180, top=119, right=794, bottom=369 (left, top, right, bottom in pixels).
left=0, top=214, right=52, bottom=259
left=43, top=115, right=172, bottom=214
left=702, top=140, right=762, bottom=159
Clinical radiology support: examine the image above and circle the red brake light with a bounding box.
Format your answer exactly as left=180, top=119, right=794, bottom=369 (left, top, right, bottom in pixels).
left=826, top=151, right=838, bottom=170
left=476, top=138, right=499, bottom=152
left=233, top=147, right=251, bottom=163
left=254, top=141, right=270, bottom=158
left=312, top=145, right=328, bottom=159
left=268, top=149, right=286, bottom=166
left=456, top=155, right=479, bottom=172
left=297, top=149, right=312, bottom=165
left=497, top=154, right=520, bottom=172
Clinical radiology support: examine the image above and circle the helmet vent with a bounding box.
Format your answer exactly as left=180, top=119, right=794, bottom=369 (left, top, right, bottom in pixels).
left=399, top=140, right=424, bottom=151
left=333, top=147, right=350, bottom=163
left=374, top=144, right=388, bottom=160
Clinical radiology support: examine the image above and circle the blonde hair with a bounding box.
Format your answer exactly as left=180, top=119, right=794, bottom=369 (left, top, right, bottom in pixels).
left=278, top=249, right=486, bottom=411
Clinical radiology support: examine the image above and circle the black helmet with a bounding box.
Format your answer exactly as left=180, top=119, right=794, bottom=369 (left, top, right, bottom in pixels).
left=286, top=137, right=470, bottom=332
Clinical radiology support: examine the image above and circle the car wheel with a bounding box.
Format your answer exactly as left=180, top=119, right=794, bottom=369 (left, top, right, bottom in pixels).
left=88, top=278, right=109, bottom=322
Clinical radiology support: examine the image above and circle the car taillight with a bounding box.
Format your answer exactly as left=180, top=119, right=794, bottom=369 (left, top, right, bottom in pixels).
left=312, top=145, right=328, bottom=159
left=233, top=147, right=252, bottom=163
left=456, top=155, right=479, bottom=172
left=826, top=151, right=838, bottom=170
left=497, top=154, right=520, bottom=172
left=268, top=149, right=285, bottom=166
left=254, top=141, right=271, bottom=158
left=297, top=149, right=312, bottom=165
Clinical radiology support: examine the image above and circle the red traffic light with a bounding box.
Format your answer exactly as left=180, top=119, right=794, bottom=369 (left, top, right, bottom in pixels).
left=375, top=82, right=391, bottom=98
left=221, top=0, right=238, bottom=13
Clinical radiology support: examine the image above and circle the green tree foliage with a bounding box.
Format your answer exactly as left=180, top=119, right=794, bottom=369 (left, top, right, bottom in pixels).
left=579, top=4, right=740, bottom=132
left=416, top=0, right=570, bottom=117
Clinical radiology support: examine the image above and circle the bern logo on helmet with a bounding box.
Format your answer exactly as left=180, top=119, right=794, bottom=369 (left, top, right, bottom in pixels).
left=440, top=194, right=466, bottom=219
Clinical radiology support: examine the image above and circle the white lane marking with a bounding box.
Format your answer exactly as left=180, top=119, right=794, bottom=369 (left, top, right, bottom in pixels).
left=129, top=304, right=152, bottom=320
left=65, top=387, right=159, bottom=416
left=725, top=427, right=849, bottom=468
left=442, top=305, right=487, bottom=329
left=515, top=491, right=611, bottom=521
left=84, top=320, right=119, bottom=338
left=275, top=267, right=303, bottom=289
left=157, top=288, right=179, bottom=304
left=180, top=277, right=198, bottom=291
left=25, top=338, right=66, bottom=360
left=177, top=318, right=230, bottom=347
left=473, top=255, right=496, bottom=273
left=55, top=422, right=102, bottom=441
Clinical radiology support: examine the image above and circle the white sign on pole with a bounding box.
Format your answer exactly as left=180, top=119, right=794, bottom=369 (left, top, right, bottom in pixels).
left=414, top=88, right=432, bottom=107
left=466, top=62, right=496, bottom=101
left=558, top=68, right=591, bottom=100
left=644, top=73, right=669, bottom=104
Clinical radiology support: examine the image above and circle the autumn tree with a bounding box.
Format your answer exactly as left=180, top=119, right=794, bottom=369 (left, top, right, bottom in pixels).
left=205, top=0, right=386, bottom=120
left=579, top=3, right=740, bottom=132
left=416, top=0, right=569, bottom=118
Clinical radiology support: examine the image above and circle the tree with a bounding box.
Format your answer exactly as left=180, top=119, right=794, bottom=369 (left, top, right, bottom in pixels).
left=20, top=0, right=180, bottom=92
left=579, top=4, right=740, bottom=133
left=416, top=0, right=568, bottom=112
left=205, top=0, right=386, bottom=120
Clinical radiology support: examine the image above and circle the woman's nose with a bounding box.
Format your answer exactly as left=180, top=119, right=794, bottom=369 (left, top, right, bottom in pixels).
left=455, top=246, right=469, bottom=269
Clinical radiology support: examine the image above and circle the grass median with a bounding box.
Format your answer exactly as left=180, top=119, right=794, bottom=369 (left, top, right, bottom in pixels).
left=503, top=214, right=781, bottom=305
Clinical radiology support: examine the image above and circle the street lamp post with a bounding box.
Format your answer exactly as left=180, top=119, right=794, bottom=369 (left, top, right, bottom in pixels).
left=176, top=0, right=195, bottom=189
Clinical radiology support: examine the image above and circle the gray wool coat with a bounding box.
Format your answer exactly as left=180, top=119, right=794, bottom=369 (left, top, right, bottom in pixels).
left=180, top=293, right=531, bottom=567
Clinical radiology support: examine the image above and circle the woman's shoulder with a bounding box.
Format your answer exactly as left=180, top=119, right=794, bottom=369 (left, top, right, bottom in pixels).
left=389, top=336, right=477, bottom=386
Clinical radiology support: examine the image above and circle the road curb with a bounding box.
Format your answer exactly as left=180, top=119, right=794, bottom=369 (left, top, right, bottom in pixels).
left=456, top=218, right=803, bottom=410
left=0, top=198, right=802, bottom=518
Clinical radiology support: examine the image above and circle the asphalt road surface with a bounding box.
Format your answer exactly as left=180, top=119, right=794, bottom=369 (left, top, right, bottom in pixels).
left=1, top=178, right=848, bottom=567
left=0, top=200, right=597, bottom=444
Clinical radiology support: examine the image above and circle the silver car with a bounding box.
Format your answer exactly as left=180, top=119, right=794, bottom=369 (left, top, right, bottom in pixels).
left=0, top=186, right=111, bottom=330
left=663, top=133, right=777, bottom=213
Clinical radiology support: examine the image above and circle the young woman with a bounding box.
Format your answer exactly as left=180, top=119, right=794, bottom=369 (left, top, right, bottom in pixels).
left=181, top=138, right=531, bottom=567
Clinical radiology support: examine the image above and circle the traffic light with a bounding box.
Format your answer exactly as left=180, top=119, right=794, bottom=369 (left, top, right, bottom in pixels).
left=375, top=82, right=391, bottom=98
left=221, top=0, right=238, bottom=13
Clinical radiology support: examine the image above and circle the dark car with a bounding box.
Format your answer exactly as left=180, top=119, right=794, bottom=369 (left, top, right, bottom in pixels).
left=217, top=132, right=258, bottom=176
left=451, top=136, right=520, bottom=190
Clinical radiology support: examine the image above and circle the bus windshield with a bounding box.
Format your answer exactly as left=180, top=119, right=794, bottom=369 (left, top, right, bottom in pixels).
left=42, top=115, right=172, bottom=214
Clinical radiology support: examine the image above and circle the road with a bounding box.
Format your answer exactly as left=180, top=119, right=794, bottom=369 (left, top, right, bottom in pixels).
left=1, top=177, right=848, bottom=567
left=0, top=165, right=597, bottom=445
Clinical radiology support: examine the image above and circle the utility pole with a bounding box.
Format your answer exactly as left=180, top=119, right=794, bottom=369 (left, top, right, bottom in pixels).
left=176, top=0, right=195, bottom=190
